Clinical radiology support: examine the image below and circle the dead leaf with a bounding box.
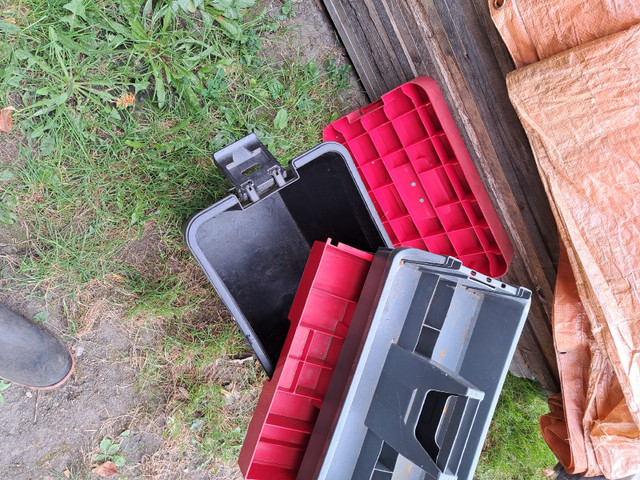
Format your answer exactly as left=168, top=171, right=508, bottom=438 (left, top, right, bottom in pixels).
left=93, top=461, right=117, bottom=477
left=115, top=92, right=135, bottom=109
left=0, top=106, right=16, bottom=133
left=542, top=467, right=556, bottom=477
left=2, top=17, right=17, bottom=24
left=63, top=469, right=71, bottom=478
left=177, top=386, right=189, bottom=399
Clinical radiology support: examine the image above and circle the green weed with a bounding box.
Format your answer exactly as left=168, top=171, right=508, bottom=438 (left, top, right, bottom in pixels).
left=278, top=0, right=295, bottom=19
left=326, top=58, right=351, bottom=91
left=0, top=380, right=10, bottom=404
left=33, top=310, right=48, bottom=323
left=94, top=430, right=131, bottom=467
left=476, top=374, right=557, bottom=480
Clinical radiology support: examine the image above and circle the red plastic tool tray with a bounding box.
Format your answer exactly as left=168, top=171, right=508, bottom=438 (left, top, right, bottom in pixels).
left=324, top=76, right=513, bottom=277
left=238, top=239, right=373, bottom=480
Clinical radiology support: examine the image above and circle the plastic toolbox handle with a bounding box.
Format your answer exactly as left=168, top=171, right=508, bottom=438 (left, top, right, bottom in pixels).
left=365, top=343, right=484, bottom=476
left=213, top=133, right=290, bottom=203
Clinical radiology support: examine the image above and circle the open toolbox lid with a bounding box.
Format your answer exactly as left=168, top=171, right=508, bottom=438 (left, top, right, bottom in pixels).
left=184, top=134, right=391, bottom=376
left=298, top=248, right=531, bottom=480
left=324, top=77, right=514, bottom=278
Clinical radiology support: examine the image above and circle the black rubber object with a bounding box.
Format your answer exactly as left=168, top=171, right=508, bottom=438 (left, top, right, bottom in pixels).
left=0, top=303, right=74, bottom=389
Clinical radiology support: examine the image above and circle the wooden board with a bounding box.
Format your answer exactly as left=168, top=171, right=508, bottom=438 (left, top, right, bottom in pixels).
left=323, top=0, right=560, bottom=390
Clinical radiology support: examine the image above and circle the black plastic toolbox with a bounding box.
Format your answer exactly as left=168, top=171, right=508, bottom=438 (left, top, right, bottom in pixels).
left=297, top=248, right=532, bottom=480
left=184, top=134, right=391, bottom=376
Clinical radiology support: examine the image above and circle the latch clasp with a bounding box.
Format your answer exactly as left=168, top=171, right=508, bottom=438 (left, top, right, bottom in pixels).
left=214, top=133, right=290, bottom=203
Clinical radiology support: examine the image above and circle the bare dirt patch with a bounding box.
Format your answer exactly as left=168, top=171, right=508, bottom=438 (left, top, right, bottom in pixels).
left=0, top=230, right=170, bottom=476
left=267, top=0, right=368, bottom=107
left=0, top=130, right=23, bottom=168
left=0, top=288, right=163, bottom=479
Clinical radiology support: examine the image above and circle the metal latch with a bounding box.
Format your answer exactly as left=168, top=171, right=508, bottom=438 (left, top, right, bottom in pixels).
left=213, top=133, right=290, bottom=203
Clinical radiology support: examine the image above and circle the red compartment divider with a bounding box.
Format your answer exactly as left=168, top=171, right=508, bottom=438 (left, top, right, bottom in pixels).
left=324, top=76, right=513, bottom=277
left=238, top=239, right=373, bottom=480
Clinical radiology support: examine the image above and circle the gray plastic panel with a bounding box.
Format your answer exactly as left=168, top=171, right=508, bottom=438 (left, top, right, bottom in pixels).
left=298, top=248, right=531, bottom=480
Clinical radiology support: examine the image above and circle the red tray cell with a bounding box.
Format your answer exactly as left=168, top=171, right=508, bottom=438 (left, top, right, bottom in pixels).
left=238, top=240, right=373, bottom=480
left=463, top=200, right=487, bottom=227
left=372, top=184, right=407, bottom=221
left=436, top=202, right=472, bottom=231
left=417, top=103, right=444, bottom=135
left=424, top=233, right=456, bottom=257
left=382, top=88, right=414, bottom=119
left=401, top=238, right=427, bottom=250
left=404, top=138, right=441, bottom=172
left=382, top=220, right=399, bottom=244
left=475, top=226, right=501, bottom=254
left=360, top=104, right=389, bottom=129
left=389, top=216, right=422, bottom=243
left=445, top=163, right=473, bottom=199
left=324, top=76, right=514, bottom=277
left=382, top=150, right=410, bottom=169
left=448, top=227, right=485, bottom=256
left=347, top=134, right=378, bottom=164
left=416, top=217, right=445, bottom=238
left=359, top=160, right=392, bottom=190
left=388, top=164, right=436, bottom=220
left=369, top=123, right=402, bottom=156
left=392, top=111, right=428, bottom=146
left=431, top=132, right=455, bottom=162
left=419, top=167, right=458, bottom=207
left=325, top=117, right=365, bottom=142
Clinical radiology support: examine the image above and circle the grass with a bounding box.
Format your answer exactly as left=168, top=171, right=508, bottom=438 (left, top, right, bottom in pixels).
left=1, top=0, right=556, bottom=477
left=1, top=0, right=349, bottom=295
left=0, top=0, right=350, bottom=473
left=476, top=374, right=558, bottom=480
left=146, top=308, right=264, bottom=466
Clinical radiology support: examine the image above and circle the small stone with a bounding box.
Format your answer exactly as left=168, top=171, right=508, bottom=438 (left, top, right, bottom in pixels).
left=75, top=346, right=85, bottom=357
left=26, top=391, right=32, bottom=398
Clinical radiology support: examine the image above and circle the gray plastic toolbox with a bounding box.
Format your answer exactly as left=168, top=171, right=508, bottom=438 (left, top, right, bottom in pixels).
left=297, top=248, right=532, bottom=480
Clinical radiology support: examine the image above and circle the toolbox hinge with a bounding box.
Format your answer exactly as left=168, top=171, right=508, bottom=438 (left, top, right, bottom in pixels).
left=214, top=133, right=290, bottom=203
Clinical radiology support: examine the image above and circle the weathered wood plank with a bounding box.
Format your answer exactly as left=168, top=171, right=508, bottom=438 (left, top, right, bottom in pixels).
left=323, top=0, right=560, bottom=390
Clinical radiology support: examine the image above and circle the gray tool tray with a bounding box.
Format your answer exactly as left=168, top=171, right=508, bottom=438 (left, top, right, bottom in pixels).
left=298, top=248, right=531, bottom=480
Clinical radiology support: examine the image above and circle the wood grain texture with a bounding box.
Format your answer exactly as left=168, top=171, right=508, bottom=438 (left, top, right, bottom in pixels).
left=324, top=0, right=560, bottom=390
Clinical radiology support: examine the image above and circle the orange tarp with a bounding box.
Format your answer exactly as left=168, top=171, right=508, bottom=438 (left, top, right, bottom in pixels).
left=491, top=0, right=640, bottom=68
left=541, top=248, right=640, bottom=478
left=491, top=1, right=640, bottom=477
